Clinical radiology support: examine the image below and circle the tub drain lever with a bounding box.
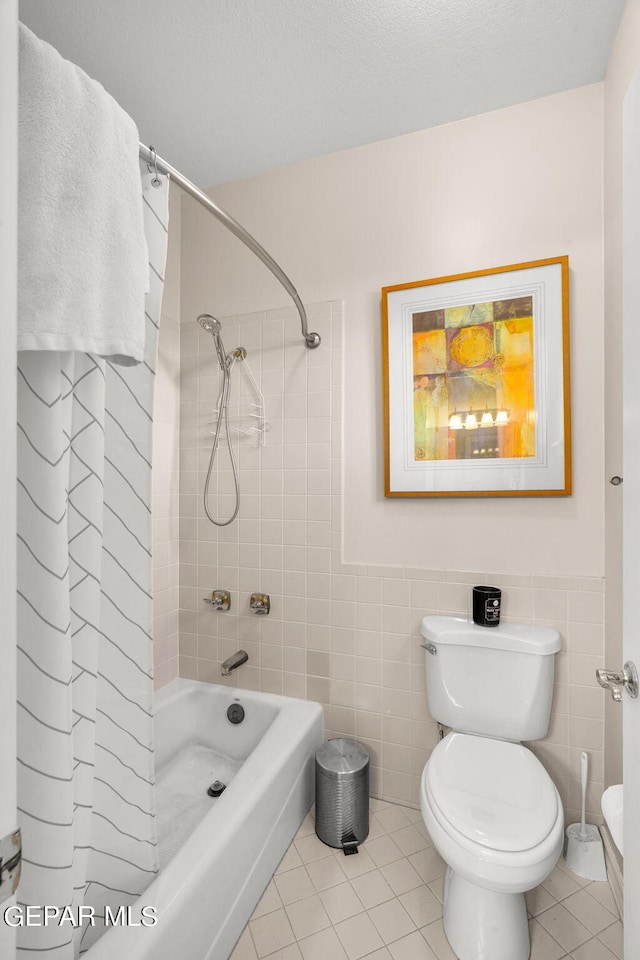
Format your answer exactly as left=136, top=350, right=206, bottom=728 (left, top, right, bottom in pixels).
left=207, top=781, right=226, bottom=798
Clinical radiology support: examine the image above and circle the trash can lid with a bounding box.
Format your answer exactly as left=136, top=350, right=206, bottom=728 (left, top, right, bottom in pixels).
left=316, top=737, right=369, bottom=779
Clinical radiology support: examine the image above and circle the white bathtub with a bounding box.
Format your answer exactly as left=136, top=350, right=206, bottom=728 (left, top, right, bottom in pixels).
left=86, top=678, right=324, bottom=960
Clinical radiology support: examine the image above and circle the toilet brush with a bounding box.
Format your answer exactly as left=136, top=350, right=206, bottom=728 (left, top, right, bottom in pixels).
left=563, top=751, right=607, bottom=881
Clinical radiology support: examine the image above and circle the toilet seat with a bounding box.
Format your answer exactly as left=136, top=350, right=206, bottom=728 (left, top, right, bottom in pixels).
left=426, top=732, right=559, bottom=853
left=421, top=732, right=564, bottom=897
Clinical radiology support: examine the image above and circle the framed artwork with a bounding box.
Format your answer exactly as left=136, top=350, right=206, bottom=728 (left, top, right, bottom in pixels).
left=382, top=256, right=571, bottom=497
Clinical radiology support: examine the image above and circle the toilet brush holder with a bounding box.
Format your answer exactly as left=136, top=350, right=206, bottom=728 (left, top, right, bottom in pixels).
left=563, top=751, right=607, bottom=881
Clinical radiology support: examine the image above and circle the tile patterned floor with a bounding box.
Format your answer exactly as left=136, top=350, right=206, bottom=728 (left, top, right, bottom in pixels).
left=229, top=799, right=623, bottom=960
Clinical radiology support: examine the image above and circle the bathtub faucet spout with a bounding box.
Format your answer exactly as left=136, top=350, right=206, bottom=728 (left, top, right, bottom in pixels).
left=221, top=650, right=249, bottom=677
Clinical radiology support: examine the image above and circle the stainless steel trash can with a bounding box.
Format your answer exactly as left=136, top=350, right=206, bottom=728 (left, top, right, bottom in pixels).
left=315, top=737, right=369, bottom=854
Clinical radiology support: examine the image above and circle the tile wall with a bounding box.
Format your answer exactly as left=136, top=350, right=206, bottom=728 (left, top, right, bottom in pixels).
left=175, top=300, right=607, bottom=827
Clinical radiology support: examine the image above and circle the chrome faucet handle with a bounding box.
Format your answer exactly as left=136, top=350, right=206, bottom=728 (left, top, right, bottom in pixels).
left=250, top=593, right=270, bottom=615
left=203, top=589, right=231, bottom=612
left=597, top=662, right=639, bottom=701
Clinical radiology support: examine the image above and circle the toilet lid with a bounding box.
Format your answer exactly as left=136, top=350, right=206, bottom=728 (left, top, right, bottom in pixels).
left=426, top=733, right=559, bottom=853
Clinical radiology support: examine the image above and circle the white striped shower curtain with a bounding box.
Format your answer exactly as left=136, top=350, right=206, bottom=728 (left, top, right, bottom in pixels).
left=16, top=167, right=168, bottom=958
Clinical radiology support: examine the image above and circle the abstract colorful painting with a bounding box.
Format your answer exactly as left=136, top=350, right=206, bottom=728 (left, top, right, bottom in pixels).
left=382, top=257, right=571, bottom=497
left=411, top=296, right=535, bottom=462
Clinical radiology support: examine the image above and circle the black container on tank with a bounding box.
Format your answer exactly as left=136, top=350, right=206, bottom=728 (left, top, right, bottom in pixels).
left=472, top=585, right=501, bottom=627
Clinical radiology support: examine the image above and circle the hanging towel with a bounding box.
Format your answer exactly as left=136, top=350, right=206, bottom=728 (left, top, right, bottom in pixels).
left=18, top=23, right=149, bottom=365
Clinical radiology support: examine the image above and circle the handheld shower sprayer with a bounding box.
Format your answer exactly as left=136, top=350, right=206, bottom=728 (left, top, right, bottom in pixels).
left=197, top=314, right=221, bottom=334
left=198, top=314, right=229, bottom=371
left=198, top=313, right=245, bottom=527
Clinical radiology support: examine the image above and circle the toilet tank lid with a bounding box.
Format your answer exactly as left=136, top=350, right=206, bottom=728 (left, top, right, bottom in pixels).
left=421, top=616, right=561, bottom=655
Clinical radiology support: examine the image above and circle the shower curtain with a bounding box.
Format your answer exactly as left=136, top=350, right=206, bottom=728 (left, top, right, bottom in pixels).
left=16, top=167, right=168, bottom=958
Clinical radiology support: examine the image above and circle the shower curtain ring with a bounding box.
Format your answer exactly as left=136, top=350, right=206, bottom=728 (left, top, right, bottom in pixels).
left=147, top=145, right=162, bottom=189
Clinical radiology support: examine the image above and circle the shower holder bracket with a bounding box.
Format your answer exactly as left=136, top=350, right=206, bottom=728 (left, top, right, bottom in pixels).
left=0, top=828, right=22, bottom=903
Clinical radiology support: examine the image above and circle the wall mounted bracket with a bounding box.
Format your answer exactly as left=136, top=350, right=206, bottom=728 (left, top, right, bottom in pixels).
left=0, top=829, right=21, bottom=904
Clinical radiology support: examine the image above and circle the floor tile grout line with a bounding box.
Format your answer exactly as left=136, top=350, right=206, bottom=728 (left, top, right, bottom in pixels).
left=562, top=886, right=620, bottom=925
left=243, top=921, right=259, bottom=960
left=536, top=893, right=620, bottom=943
left=594, top=917, right=624, bottom=958
left=529, top=913, right=582, bottom=958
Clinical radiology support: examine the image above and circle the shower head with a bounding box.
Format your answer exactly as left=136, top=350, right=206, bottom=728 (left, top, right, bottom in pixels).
left=198, top=314, right=222, bottom=334
left=198, top=313, right=228, bottom=370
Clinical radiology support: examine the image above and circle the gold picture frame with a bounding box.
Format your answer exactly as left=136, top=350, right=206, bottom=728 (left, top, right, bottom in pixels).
left=382, top=256, right=571, bottom=497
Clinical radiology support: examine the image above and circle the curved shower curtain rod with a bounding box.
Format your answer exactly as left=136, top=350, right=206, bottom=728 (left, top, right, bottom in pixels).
left=139, top=143, right=321, bottom=349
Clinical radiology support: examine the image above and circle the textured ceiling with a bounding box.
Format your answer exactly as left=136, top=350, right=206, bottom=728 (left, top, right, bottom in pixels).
left=19, top=0, right=625, bottom=187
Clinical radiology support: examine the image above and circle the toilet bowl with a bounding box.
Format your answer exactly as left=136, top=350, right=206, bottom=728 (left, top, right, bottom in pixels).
left=419, top=616, right=564, bottom=959
left=421, top=732, right=564, bottom=960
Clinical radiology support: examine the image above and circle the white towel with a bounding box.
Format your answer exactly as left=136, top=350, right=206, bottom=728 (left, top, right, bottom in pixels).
left=18, top=24, right=149, bottom=365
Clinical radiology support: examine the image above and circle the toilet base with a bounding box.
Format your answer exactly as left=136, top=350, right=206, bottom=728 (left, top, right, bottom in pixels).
left=442, top=867, right=530, bottom=960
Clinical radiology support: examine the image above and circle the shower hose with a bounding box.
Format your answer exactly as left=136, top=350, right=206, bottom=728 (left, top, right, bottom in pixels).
left=203, top=352, right=241, bottom=526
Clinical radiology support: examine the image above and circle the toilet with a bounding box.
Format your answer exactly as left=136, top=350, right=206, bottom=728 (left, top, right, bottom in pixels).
left=420, top=616, right=564, bottom=960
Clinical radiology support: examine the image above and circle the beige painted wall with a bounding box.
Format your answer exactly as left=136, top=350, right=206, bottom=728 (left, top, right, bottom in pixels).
left=603, top=0, right=640, bottom=791
left=183, top=84, right=606, bottom=577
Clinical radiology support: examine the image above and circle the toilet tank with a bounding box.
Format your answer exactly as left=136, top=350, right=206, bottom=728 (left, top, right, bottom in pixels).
left=421, top=616, right=561, bottom=741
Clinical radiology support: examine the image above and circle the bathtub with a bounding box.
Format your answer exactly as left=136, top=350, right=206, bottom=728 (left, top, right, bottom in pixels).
left=86, top=678, right=324, bottom=960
